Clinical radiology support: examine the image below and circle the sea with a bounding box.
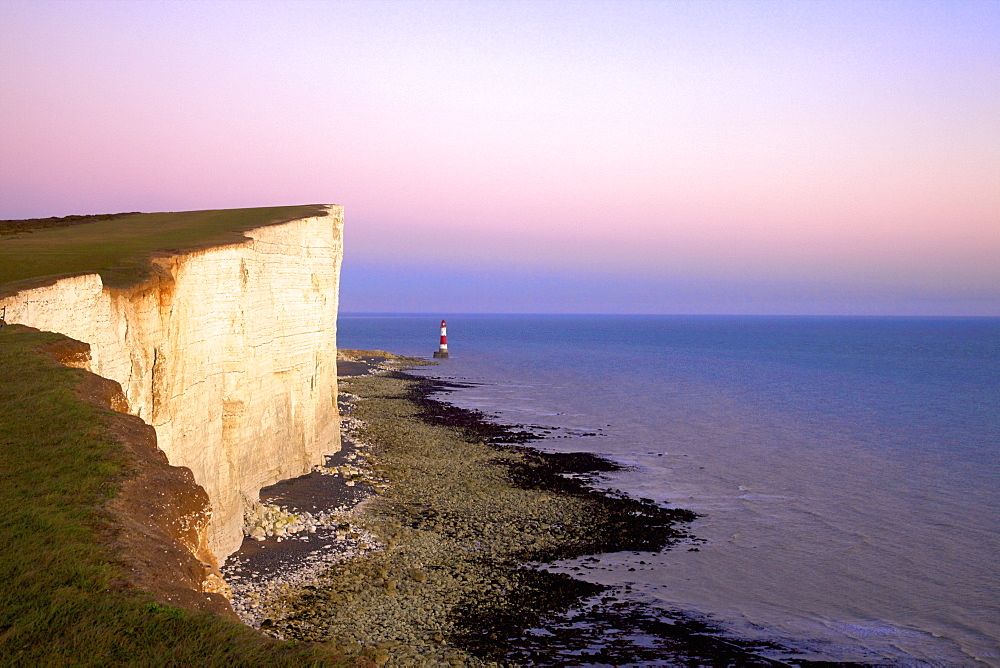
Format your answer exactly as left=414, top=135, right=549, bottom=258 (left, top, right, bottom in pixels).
left=337, top=314, right=1000, bottom=666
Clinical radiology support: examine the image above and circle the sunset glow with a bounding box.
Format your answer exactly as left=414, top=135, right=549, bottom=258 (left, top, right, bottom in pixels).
left=1, top=0, right=997, bottom=314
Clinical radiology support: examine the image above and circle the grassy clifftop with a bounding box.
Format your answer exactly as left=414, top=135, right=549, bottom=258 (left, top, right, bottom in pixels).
left=0, top=204, right=328, bottom=297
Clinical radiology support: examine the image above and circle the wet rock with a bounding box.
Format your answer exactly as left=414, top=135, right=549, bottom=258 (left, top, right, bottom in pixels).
left=224, top=367, right=696, bottom=666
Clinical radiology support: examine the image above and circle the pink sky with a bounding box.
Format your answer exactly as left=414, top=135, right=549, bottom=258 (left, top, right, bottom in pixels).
left=1, top=0, right=997, bottom=314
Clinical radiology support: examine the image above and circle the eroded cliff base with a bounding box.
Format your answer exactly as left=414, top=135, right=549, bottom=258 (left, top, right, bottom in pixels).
left=44, top=331, right=234, bottom=616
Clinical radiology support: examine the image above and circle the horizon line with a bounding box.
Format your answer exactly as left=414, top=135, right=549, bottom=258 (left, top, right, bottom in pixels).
left=339, top=311, right=1000, bottom=319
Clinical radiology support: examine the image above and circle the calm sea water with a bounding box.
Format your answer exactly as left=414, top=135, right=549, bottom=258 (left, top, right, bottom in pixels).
left=338, top=314, right=1000, bottom=665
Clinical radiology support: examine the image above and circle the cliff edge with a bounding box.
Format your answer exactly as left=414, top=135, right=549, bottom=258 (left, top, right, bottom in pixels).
left=0, top=205, right=344, bottom=560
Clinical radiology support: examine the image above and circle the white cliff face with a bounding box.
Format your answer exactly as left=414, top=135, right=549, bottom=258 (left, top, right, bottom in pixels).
left=0, top=206, right=343, bottom=558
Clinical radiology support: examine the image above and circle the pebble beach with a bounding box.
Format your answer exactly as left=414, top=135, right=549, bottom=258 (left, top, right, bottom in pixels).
left=221, top=354, right=782, bottom=666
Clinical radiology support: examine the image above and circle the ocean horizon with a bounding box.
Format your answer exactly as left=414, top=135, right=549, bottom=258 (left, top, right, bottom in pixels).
left=339, top=313, right=1000, bottom=665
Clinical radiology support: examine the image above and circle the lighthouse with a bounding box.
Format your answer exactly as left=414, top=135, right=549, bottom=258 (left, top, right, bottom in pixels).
left=433, top=319, right=449, bottom=359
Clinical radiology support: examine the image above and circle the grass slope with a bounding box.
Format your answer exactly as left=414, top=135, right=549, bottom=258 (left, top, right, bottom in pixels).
left=0, top=204, right=327, bottom=296
left=0, top=325, right=344, bottom=665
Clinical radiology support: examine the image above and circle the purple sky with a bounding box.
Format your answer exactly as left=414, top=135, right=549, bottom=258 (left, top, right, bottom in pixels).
left=2, top=0, right=997, bottom=314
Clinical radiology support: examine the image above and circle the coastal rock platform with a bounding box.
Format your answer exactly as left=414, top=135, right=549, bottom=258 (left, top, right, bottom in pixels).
left=221, top=355, right=810, bottom=665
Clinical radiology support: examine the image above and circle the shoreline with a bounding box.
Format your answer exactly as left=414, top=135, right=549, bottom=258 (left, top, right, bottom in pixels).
left=224, top=355, right=799, bottom=665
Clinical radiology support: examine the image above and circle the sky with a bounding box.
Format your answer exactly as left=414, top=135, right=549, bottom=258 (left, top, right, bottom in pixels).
left=1, top=0, right=997, bottom=315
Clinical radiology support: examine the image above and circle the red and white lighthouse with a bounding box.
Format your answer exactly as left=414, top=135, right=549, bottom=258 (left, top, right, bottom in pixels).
left=433, top=319, right=449, bottom=359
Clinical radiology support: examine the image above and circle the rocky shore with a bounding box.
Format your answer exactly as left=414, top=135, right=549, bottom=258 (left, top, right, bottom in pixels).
left=222, top=355, right=790, bottom=666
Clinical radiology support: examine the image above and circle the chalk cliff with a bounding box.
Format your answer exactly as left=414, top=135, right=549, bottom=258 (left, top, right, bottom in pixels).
left=0, top=206, right=343, bottom=560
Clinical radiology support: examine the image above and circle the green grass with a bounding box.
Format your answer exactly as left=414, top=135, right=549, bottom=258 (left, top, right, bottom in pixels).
left=0, top=325, right=345, bottom=665
left=0, top=205, right=328, bottom=297
left=0, top=212, right=143, bottom=236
